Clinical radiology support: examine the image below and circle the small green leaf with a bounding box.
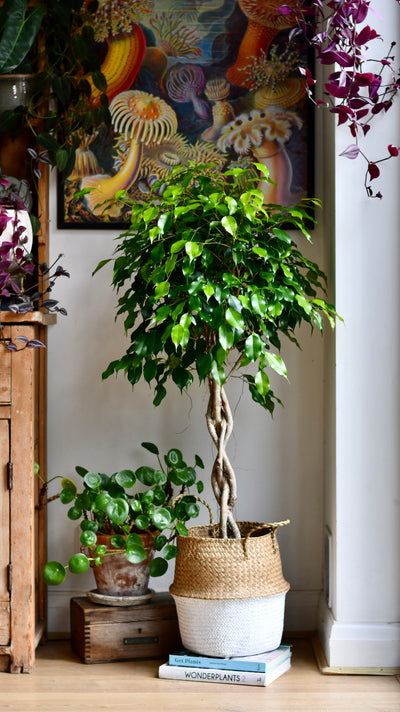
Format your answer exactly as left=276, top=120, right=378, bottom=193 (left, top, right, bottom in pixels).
left=251, top=292, right=267, bottom=316
left=255, top=369, right=270, bottom=396
left=149, top=557, right=168, bottom=577
left=203, top=284, right=214, bottom=299
left=125, top=546, right=147, bottom=564
left=83, top=472, right=102, bottom=490
left=265, top=352, right=287, bottom=378
left=106, top=498, right=129, bottom=525
left=59, top=488, right=76, bottom=504
left=67, top=506, right=82, bottom=521
left=126, top=533, right=145, bottom=549
left=114, top=469, right=136, bottom=488
left=135, top=514, right=151, bottom=529
left=221, top=215, right=237, bottom=236
left=218, top=323, right=234, bottom=351
left=176, top=521, right=188, bottom=536
left=153, top=534, right=167, bottom=551
left=135, top=466, right=156, bottom=486
left=43, top=561, right=66, bottom=586
left=296, top=294, right=312, bottom=315
left=94, top=492, right=112, bottom=511
left=151, top=507, right=174, bottom=530
left=111, top=534, right=125, bottom=549
left=68, top=553, right=90, bottom=575
left=155, top=281, right=170, bottom=298
left=185, top=242, right=203, bottom=261
left=170, top=239, right=186, bottom=254
left=141, top=442, right=159, bottom=455
left=80, top=530, right=97, bottom=547
left=245, top=333, right=264, bottom=361
left=164, top=544, right=179, bottom=560
left=165, top=448, right=183, bottom=467
left=225, top=307, right=245, bottom=333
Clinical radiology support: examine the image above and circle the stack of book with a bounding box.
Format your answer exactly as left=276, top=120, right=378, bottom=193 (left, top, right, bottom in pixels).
left=158, top=644, right=292, bottom=687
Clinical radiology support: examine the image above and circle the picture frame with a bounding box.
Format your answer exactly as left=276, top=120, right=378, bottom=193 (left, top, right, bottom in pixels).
left=57, top=0, right=314, bottom=230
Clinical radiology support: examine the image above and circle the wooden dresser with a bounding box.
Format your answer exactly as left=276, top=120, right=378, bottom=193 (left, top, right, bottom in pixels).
left=0, top=312, right=55, bottom=672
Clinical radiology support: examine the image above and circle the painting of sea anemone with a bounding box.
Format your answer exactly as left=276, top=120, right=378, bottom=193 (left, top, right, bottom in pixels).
left=58, top=0, right=313, bottom=228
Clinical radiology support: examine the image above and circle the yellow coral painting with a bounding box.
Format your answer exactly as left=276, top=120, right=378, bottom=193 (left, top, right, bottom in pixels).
left=57, top=0, right=312, bottom=228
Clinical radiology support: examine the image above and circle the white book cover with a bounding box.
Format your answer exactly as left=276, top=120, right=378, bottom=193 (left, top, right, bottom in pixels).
left=158, top=654, right=291, bottom=687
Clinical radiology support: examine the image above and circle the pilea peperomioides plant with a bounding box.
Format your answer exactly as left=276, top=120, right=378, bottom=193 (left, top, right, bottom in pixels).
left=42, top=441, right=205, bottom=585
left=96, top=162, right=338, bottom=539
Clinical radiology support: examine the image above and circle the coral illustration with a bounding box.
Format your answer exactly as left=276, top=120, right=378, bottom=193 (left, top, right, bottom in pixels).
left=81, top=90, right=178, bottom=217
left=242, top=46, right=306, bottom=109
left=218, top=107, right=303, bottom=204
left=166, top=65, right=209, bottom=120
left=70, top=134, right=102, bottom=179
left=201, top=77, right=235, bottom=142
left=149, top=12, right=202, bottom=58
left=226, top=0, right=299, bottom=89
left=85, top=0, right=152, bottom=103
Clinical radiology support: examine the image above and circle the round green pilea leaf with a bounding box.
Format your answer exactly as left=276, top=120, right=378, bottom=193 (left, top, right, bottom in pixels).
left=68, top=553, right=90, bottom=575
left=43, top=561, right=66, bottom=586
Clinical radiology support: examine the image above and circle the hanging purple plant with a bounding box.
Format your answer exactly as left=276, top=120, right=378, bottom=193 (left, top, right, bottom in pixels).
left=278, top=0, right=400, bottom=197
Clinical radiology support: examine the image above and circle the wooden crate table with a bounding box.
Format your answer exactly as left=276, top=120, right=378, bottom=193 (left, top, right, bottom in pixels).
left=70, top=593, right=182, bottom=664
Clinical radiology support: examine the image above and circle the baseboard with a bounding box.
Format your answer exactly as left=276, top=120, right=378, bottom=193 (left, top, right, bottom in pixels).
left=317, top=597, right=400, bottom=671
left=47, top=587, right=322, bottom=636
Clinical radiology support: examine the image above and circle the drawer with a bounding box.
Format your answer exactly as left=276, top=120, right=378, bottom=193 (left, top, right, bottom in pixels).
left=70, top=594, right=181, bottom=664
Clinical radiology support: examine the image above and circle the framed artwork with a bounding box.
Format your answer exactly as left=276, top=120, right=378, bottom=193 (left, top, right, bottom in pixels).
left=57, top=0, right=313, bottom=229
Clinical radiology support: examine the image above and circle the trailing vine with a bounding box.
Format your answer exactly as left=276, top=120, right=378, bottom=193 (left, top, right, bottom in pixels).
left=280, top=0, right=400, bottom=197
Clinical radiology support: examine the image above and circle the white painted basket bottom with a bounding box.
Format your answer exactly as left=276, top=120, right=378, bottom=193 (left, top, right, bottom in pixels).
left=172, top=590, right=287, bottom=658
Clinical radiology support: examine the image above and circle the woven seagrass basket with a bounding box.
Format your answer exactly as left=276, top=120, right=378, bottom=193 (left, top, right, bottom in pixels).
left=170, top=521, right=289, bottom=599
left=170, top=521, right=290, bottom=657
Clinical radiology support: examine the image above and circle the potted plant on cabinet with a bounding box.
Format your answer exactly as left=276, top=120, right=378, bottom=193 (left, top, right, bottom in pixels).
left=93, top=161, right=338, bottom=654
left=0, top=174, right=69, bottom=350
left=42, top=441, right=205, bottom=603
left=0, top=0, right=110, bottom=178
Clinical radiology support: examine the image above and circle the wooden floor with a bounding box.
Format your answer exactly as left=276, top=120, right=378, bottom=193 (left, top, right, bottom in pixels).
left=1, top=638, right=399, bottom=712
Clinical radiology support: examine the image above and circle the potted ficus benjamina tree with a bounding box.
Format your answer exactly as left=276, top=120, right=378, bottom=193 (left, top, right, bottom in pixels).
left=95, top=161, right=338, bottom=653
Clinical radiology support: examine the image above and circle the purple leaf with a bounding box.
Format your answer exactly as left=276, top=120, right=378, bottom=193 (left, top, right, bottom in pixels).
left=324, top=82, right=349, bottom=99
left=27, top=339, right=45, bottom=348
left=368, top=162, right=380, bottom=180
left=339, top=144, right=360, bottom=160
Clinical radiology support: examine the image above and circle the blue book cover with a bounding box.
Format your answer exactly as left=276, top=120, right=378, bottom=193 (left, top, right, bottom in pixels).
left=168, top=645, right=291, bottom=673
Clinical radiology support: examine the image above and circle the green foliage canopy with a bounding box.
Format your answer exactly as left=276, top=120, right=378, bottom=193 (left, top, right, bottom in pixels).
left=99, top=163, right=337, bottom=414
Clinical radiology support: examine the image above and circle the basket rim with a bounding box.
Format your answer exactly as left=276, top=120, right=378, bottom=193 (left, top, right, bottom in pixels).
left=182, top=520, right=290, bottom=543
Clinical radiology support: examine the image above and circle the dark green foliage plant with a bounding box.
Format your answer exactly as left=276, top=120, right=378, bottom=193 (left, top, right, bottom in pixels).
left=96, top=162, right=338, bottom=539
left=0, top=0, right=110, bottom=177
left=42, top=442, right=204, bottom=586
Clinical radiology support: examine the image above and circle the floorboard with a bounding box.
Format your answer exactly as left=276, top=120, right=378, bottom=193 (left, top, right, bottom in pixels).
left=1, top=638, right=399, bottom=712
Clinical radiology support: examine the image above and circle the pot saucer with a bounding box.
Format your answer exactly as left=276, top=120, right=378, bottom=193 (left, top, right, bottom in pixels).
left=86, top=588, right=155, bottom=607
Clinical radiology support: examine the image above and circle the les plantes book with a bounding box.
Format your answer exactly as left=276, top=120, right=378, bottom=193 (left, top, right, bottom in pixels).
left=158, top=645, right=292, bottom=686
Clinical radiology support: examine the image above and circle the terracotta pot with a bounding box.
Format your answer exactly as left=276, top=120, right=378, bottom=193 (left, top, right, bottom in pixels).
left=90, top=532, right=155, bottom=597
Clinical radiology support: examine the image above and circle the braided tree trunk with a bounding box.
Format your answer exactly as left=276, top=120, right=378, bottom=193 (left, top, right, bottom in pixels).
left=206, top=376, right=241, bottom=539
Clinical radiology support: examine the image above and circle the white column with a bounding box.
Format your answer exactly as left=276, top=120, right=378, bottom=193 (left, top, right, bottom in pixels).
left=319, top=1, right=400, bottom=668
